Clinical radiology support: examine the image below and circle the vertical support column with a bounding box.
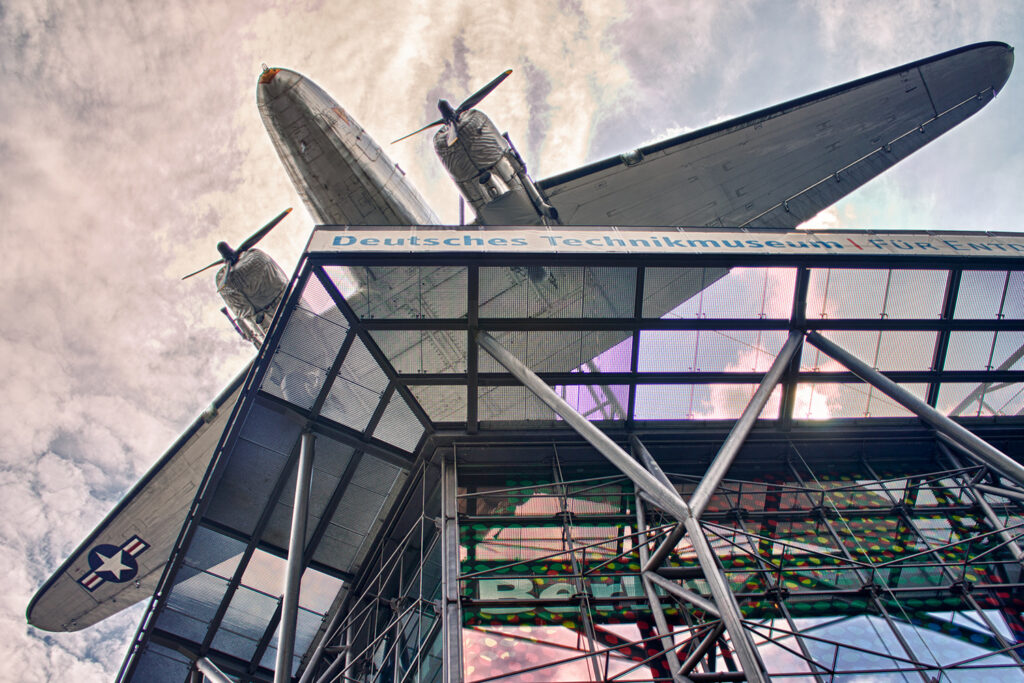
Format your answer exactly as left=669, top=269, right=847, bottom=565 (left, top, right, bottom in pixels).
left=441, top=457, right=463, bottom=683
left=805, top=331, right=1024, bottom=487
left=275, top=430, right=315, bottom=683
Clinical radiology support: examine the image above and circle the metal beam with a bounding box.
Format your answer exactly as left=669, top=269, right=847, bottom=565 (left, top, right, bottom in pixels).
left=196, top=657, right=234, bottom=683
left=275, top=430, right=316, bottom=683
left=939, top=445, right=1024, bottom=565
left=477, top=332, right=767, bottom=681
left=806, top=331, right=1024, bottom=487
left=679, top=623, right=726, bottom=676
left=975, top=482, right=1024, bottom=503
left=645, top=571, right=721, bottom=618
left=441, top=459, right=463, bottom=683
left=689, top=330, right=802, bottom=519
left=635, top=496, right=688, bottom=682
left=476, top=330, right=692, bottom=521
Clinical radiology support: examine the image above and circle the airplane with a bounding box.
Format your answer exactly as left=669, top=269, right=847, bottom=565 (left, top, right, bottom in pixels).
left=26, top=39, right=1013, bottom=676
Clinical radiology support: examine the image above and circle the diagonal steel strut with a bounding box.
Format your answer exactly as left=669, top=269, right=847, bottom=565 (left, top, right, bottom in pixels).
left=476, top=330, right=768, bottom=682
left=806, top=331, right=1024, bottom=488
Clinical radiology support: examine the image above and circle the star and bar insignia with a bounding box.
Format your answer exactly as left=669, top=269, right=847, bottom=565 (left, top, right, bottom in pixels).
left=77, top=535, right=150, bottom=592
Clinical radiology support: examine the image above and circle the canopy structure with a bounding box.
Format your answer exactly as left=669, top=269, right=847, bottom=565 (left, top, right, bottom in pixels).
left=119, top=226, right=1024, bottom=682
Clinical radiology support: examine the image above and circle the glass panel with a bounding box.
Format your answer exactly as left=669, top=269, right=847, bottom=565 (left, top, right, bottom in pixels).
left=480, top=266, right=636, bottom=319
left=938, top=382, right=1024, bottom=417
left=791, top=383, right=926, bottom=419
left=955, top=270, right=1010, bottom=319
left=369, top=328, right=467, bottom=374
left=340, top=265, right=468, bottom=319
left=634, top=384, right=781, bottom=420
left=640, top=330, right=788, bottom=372
left=801, top=331, right=937, bottom=372
left=478, top=331, right=632, bottom=374
left=645, top=266, right=783, bottom=318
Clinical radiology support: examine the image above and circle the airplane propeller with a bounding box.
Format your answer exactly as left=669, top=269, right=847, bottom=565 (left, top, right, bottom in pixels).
left=392, top=69, right=512, bottom=145
left=181, top=208, right=293, bottom=281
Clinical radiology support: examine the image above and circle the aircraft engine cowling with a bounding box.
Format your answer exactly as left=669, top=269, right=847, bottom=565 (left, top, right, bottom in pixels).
left=433, top=109, right=558, bottom=225
left=215, top=249, right=289, bottom=345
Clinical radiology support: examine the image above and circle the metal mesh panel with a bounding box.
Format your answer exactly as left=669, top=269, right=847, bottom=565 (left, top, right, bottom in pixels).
left=880, top=269, right=947, bottom=318
left=339, top=335, right=389, bottom=392
left=339, top=265, right=468, bottom=319
left=299, top=567, right=345, bottom=613
left=792, top=382, right=926, bottom=419
left=240, top=402, right=304, bottom=454
left=955, top=271, right=1011, bottom=319
left=478, top=385, right=557, bottom=422
left=478, top=330, right=633, bottom=374
left=553, top=384, right=629, bottom=420
left=127, top=643, right=193, bottom=683
left=409, top=385, right=467, bottom=422
left=156, top=605, right=209, bottom=644
left=319, top=379, right=380, bottom=432
left=1002, top=271, right=1024, bottom=318
left=318, top=336, right=389, bottom=430
left=945, top=331, right=1024, bottom=371
left=311, top=524, right=363, bottom=569
left=372, top=392, right=425, bottom=451
left=205, top=439, right=292, bottom=536
left=664, top=267, right=796, bottom=319
left=275, top=306, right=349, bottom=373
left=369, top=328, right=466, bottom=374
left=938, top=382, right=1024, bottom=417
left=182, top=525, right=245, bottom=579
left=642, top=266, right=732, bottom=317
left=165, top=566, right=229, bottom=629
left=210, top=584, right=279, bottom=660
left=327, top=485, right=386, bottom=538
left=801, top=330, right=938, bottom=371
left=634, top=384, right=782, bottom=420
left=262, top=353, right=329, bottom=411
left=807, top=268, right=946, bottom=319
left=257, top=612, right=318, bottom=678
left=640, top=329, right=789, bottom=372
left=479, top=267, right=636, bottom=318
left=351, top=454, right=404, bottom=495
left=300, top=271, right=351, bottom=328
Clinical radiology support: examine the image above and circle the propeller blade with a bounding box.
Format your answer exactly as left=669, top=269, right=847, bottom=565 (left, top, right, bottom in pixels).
left=457, top=69, right=512, bottom=113
left=237, top=207, right=293, bottom=252
left=391, top=118, right=444, bottom=144
left=181, top=258, right=225, bottom=280
left=445, top=124, right=459, bottom=147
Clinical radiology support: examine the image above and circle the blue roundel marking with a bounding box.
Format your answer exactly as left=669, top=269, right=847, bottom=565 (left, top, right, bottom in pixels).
left=87, top=544, right=139, bottom=583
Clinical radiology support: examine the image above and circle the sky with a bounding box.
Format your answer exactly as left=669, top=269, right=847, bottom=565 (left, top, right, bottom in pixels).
left=2, top=1, right=1023, bottom=681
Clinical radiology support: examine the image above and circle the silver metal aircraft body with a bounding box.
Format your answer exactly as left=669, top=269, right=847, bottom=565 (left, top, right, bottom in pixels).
left=27, top=40, right=1014, bottom=674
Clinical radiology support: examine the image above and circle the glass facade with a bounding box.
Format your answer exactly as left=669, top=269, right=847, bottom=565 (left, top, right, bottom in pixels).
left=115, top=232, right=1024, bottom=682
left=455, top=450, right=1024, bottom=681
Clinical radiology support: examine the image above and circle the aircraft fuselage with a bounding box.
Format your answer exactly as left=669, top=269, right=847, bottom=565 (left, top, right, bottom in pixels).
left=257, top=67, right=440, bottom=226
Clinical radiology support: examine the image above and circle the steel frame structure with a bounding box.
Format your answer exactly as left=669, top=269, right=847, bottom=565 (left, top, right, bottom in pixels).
left=125, top=230, right=1024, bottom=682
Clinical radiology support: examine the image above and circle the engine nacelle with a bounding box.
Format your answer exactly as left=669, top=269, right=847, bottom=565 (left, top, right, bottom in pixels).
left=433, top=109, right=558, bottom=225
left=215, top=248, right=289, bottom=346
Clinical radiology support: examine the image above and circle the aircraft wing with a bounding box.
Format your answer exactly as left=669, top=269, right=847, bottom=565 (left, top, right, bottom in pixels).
left=539, top=42, right=1013, bottom=228
left=26, top=365, right=249, bottom=632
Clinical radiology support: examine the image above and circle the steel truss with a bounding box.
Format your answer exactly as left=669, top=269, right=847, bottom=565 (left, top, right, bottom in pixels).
left=461, top=329, right=1024, bottom=682
left=297, top=462, right=445, bottom=683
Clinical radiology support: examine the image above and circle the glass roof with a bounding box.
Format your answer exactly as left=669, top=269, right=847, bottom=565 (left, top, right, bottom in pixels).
left=119, top=228, right=1024, bottom=682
